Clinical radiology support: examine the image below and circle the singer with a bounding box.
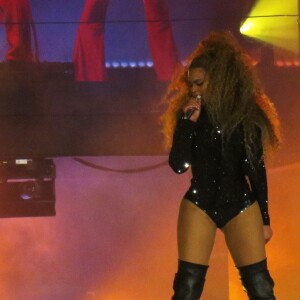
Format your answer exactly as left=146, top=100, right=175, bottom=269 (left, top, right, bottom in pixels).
left=161, top=31, right=281, bottom=300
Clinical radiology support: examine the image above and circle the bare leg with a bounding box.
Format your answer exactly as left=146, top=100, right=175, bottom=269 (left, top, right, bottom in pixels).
left=171, top=199, right=217, bottom=300
left=222, top=202, right=275, bottom=299
left=222, top=201, right=266, bottom=267
left=178, top=199, right=217, bottom=264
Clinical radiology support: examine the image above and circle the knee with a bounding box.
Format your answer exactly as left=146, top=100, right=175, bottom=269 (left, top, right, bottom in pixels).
left=238, top=259, right=276, bottom=300
left=172, top=260, right=208, bottom=300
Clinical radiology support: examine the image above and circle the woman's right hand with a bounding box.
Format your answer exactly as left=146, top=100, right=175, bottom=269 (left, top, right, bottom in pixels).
left=182, top=97, right=202, bottom=122
left=263, top=225, right=273, bottom=244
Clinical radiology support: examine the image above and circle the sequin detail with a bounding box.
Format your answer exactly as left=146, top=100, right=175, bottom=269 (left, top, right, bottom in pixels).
left=169, top=107, right=270, bottom=227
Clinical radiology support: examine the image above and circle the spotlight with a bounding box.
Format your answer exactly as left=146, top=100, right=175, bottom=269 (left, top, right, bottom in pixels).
left=0, top=158, right=56, bottom=218
left=146, top=61, right=154, bottom=67
left=129, top=61, right=137, bottom=68
left=239, top=0, right=298, bottom=54
left=240, top=20, right=254, bottom=34
left=112, top=61, right=120, bottom=68
left=120, top=62, right=128, bottom=68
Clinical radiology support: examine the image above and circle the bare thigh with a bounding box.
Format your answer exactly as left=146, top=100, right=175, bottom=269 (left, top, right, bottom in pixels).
left=222, top=201, right=266, bottom=267
left=177, top=199, right=217, bottom=265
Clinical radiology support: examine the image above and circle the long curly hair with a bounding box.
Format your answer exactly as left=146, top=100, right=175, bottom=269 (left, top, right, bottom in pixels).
left=161, top=31, right=281, bottom=161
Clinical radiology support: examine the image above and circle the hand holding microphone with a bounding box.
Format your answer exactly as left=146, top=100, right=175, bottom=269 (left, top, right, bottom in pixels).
left=182, top=95, right=202, bottom=122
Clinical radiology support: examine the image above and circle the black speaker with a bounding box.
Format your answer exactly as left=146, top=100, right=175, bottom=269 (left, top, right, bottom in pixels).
left=0, top=158, right=56, bottom=218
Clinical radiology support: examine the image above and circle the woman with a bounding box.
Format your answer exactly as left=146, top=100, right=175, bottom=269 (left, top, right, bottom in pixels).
left=161, top=31, right=281, bottom=300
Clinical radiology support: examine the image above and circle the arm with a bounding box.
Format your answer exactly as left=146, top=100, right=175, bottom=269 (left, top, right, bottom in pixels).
left=244, top=135, right=270, bottom=225
left=168, top=97, right=201, bottom=174
left=246, top=135, right=274, bottom=243
left=168, top=118, right=196, bottom=174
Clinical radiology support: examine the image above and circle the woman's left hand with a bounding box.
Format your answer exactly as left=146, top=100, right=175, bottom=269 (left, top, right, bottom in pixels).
left=263, top=225, right=273, bottom=243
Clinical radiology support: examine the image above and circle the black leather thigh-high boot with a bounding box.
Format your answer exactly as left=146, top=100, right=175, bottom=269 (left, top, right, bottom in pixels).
left=238, top=259, right=276, bottom=300
left=171, top=260, right=208, bottom=300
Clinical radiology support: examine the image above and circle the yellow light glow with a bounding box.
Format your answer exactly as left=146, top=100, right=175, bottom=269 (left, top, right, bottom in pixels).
left=240, top=20, right=254, bottom=34
left=240, top=0, right=298, bottom=54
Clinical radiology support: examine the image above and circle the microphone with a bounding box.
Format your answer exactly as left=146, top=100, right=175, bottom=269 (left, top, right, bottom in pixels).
left=183, top=95, right=202, bottom=119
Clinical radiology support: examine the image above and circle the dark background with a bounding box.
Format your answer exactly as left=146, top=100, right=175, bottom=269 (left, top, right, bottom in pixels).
left=0, top=0, right=298, bottom=165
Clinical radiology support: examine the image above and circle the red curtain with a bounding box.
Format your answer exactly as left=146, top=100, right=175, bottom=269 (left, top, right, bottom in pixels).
left=143, top=0, right=179, bottom=80
left=73, top=0, right=109, bottom=81
left=73, top=0, right=179, bottom=81
left=0, top=0, right=38, bottom=62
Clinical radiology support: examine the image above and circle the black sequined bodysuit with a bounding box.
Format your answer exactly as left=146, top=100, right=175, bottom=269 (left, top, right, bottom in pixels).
left=169, top=107, right=269, bottom=228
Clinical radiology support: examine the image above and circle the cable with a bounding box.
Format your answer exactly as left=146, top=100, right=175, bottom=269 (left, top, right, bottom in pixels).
left=0, top=14, right=298, bottom=25
left=72, top=157, right=168, bottom=173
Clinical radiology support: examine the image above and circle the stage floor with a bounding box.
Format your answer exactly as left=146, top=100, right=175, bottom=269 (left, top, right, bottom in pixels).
left=0, top=156, right=298, bottom=299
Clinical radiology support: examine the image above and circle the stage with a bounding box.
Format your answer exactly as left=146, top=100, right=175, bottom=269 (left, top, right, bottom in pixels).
left=0, top=0, right=299, bottom=298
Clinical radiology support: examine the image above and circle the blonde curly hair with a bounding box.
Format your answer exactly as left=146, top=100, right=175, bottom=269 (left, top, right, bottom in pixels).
left=161, top=31, right=281, bottom=160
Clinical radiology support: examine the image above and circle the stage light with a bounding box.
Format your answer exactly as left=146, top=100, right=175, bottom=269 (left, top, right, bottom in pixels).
left=112, top=61, right=120, bottom=68
left=240, top=0, right=298, bottom=54
left=0, top=158, right=56, bottom=218
left=240, top=20, right=254, bottom=34
left=120, top=62, right=128, bottom=68
left=129, top=62, right=137, bottom=68
left=146, top=61, right=154, bottom=67
left=104, top=61, right=155, bottom=68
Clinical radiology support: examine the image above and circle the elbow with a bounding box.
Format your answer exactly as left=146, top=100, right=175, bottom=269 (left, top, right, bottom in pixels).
left=169, top=159, right=190, bottom=174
